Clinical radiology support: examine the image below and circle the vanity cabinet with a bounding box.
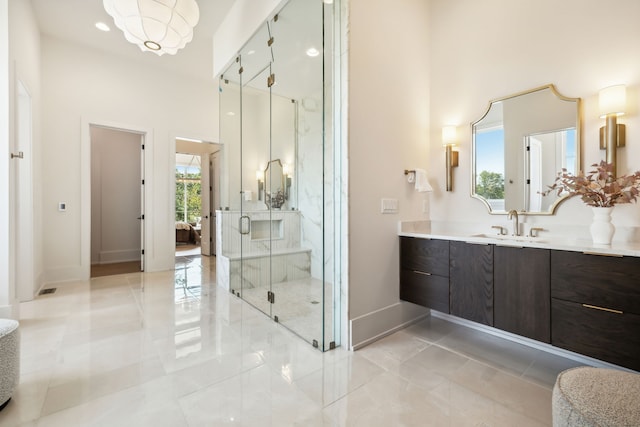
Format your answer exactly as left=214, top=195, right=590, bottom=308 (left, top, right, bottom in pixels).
left=551, top=250, right=640, bottom=371
left=399, top=235, right=640, bottom=371
left=494, top=246, right=550, bottom=343
left=450, top=241, right=494, bottom=326
left=399, top=237, right=449, bottom=313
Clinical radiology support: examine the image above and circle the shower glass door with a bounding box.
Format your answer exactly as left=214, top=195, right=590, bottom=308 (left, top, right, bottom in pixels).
left=218, top=0, right=339, bottom=351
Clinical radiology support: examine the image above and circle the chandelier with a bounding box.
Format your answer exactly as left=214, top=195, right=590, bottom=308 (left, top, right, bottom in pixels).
left=103, top=0, right=200, bottom=56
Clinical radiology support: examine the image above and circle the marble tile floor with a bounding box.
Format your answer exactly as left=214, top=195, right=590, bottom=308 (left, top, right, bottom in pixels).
left=0, top=255, right=588, bottom=426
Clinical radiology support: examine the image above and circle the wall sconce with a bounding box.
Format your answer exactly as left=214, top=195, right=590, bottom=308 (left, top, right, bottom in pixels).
left=442, top=125, right=459, bottom=191
left=283, top=163, right=292, bottom=200
left=599, top=85, right=626, bottom=177
left=256, top=170, right=264, bottom=200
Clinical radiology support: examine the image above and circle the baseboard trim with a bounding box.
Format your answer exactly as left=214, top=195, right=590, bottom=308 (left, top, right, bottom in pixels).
left=430, top=310, right=637, bottom=373
left=350, top=301, right=429, bottom=351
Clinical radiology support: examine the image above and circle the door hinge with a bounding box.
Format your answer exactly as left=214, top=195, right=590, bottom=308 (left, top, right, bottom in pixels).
left=267, top=36, right=274, bottom=47
left=239, top=66, right=244, bottom=75
left=526, top=179, right=531, bottom=184
left=141, top=249, right=145, bottom=255
left=267, top=290, right=275, bottom=304
left=274, top=315, right=279, bottom=323
left=526, top=145, right=530, bottom=151
left=141, top=144, right=145, bottom=150
left=267, top=74, right=275, bottom=88
left=142, top=179, right=145, bottom=185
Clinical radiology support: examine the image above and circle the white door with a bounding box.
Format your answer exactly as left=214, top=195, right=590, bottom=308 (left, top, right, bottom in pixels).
left=14, top=80, right=34, bottom=302
left=140, top=136, right=145, bottom=270
left=200, top=153, right=211, bottom=256
left=210, top=151, right=220, bottom=256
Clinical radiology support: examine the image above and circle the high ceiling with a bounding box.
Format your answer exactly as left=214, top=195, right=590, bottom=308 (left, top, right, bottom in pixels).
left=30, top=0, right=237, bottom=83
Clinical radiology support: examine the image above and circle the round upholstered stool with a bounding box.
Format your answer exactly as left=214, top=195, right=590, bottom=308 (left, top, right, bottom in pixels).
left=552, top=366, right=640, bottom=426
left=0, top=319, right=19, bottom=411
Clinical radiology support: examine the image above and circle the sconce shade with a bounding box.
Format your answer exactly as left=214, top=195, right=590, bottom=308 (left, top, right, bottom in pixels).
left=599, top=85, right=626, bottom=117
left=442, top=125, right=458, bottom=145
left=256, top=170, right=263, bottom=181
left=103, top=0, right=199, bottom=56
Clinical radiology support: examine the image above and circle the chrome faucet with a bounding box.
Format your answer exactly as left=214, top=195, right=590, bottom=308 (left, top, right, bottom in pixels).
left=507, top=210, right=519, bottom=236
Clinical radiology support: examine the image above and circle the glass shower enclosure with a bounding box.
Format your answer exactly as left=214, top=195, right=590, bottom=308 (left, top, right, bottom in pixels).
left=217, top=0, right=339, bottom=351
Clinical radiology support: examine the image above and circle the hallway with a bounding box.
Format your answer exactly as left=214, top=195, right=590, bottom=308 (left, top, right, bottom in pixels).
left=1, top=256, right=583, bottom=426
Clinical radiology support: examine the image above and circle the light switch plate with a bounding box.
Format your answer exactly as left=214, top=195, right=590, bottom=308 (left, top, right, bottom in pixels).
left=381, top=198, right=398, bottom=214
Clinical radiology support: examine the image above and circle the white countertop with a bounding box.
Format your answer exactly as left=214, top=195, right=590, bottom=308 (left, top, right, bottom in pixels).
left=399, top=221, right=640, bottom=258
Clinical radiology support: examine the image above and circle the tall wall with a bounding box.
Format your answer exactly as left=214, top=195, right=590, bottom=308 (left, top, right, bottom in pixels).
left=347, top=0, right=431, bottom=348
left=427, top=0, right=640, bottom=235
left=347, top=0, right=640, bottom=349
left=41, top=37, right=218, bottom=282
left=1, top=0, right=41, bottom=316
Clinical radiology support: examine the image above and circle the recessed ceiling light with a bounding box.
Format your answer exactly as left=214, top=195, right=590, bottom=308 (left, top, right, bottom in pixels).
left=306, top=47, right=320, bottom=57
left=227, top=111, right=236, bottom=116
left=247, top=50, right=256, bottom=55
left=323, top=0, right=333, bottom=3
left=95, top=22, right=110, bottom=32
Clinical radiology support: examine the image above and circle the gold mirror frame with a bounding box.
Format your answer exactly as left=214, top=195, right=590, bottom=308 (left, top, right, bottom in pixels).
left=471, top=84, right=582, bottom=215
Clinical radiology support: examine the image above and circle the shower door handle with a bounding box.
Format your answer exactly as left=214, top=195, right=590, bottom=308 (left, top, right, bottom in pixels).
left=239, top=215, right=251, bottom=235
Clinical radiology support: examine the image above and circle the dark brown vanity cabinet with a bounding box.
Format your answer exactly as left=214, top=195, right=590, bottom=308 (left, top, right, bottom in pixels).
left=450, top=241, right=494, bottom=326
left=551, top=250, right=640, bottom=371
left=494, top=246, right=550, bottom=343
left=399, top=237, right=450, bottom=313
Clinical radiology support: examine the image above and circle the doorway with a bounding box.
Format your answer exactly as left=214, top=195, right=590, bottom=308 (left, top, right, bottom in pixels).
left=174, top=138, right=220, bottom=261
left=90, top=126, right=144, bottom=277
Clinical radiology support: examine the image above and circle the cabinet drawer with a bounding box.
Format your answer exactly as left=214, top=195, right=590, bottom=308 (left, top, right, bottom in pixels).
left=551, top=250, right=640, bottom=314
left=400, top=269, right=449, bottom=313
left=400, top=237, right=449, bottom=276
left=552, top=298, right=640, bottom=371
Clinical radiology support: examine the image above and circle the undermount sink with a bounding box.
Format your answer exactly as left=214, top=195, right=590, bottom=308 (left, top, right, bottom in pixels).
left=470, top=233, right=547, bottom=244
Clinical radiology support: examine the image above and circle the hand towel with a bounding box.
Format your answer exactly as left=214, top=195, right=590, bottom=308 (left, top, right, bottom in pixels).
left=414, top=168, right=433, bottom=192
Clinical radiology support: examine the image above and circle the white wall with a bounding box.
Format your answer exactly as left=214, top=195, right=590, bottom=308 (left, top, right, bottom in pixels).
left=41, top=37, right=218, bottom=283
left=0, top=0, right=41, bottom=316
left=347, top=0, right=640, bottom=349
left=0, top=0, right=10, bottom=317
left=90, top=127, right=142, bottom=265
left=347, top=0, right=432, bottom=348
left=427, top=0, right=640, bottom=237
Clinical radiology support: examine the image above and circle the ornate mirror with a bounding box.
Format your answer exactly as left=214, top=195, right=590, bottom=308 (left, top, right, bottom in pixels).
left=471, top=84, right=581, bottom=214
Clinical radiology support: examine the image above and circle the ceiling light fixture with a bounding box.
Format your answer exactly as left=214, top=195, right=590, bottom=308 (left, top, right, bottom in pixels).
left=306, top=47, right=320, bottom=57
left=103, top=0, right=200, bottom=56
left=95, top=22, right=111, bottom=32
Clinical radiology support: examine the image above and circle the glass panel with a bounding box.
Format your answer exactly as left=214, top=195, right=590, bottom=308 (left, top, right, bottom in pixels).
left=268, top=0, right=332, bottom=349
left=239, top=64, right=273, bottom=317
left=218, top=0, right=339, bottom=352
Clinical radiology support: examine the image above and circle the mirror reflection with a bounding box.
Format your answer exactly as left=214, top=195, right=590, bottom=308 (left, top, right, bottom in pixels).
left=472, top=85, right=581, bottom=214
left=264, top=159, right=285, bottom=209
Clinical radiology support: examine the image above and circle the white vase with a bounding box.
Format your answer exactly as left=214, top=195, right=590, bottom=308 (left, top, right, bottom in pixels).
left=590, top=207, right=615, bottom=245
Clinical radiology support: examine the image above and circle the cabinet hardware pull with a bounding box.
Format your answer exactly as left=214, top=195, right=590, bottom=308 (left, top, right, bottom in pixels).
left=413, top=270, right=432, bottom=276
left=582, top=304, right=623, bottom=314
left=582, top=251, right=623, bottom=258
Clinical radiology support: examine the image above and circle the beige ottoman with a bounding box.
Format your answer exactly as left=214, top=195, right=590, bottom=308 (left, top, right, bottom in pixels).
left=0, top=319, right=19, bottom=411
left=552, top=366, right=640, bottom=426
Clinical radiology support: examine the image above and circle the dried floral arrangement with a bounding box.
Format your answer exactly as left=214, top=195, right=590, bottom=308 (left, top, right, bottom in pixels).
left=542, top=161, right=640, bottom=207
left=266, top=190, right=285, bottom=209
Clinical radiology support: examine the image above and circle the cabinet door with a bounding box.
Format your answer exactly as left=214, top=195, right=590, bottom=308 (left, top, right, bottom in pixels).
left=400, top=269, right=449, bottom=313
left=551, top=250, right=640, bottom=314
left=494, top=246, right=550, bottom=343
left=450, top=241, right=494, bottom=326
left=400, top=237, right=449, bottom=276
left=552, top=298, right=640, bottom=371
